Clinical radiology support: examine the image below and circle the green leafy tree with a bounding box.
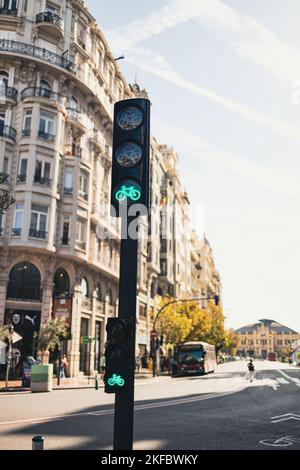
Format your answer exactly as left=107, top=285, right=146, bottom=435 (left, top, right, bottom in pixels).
left=37, top=319, right=68, bottom=363
left=276, top=348, right=290, bottom=363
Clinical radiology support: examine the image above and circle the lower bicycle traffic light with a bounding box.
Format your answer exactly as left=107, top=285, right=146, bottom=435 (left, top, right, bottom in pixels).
left=104, top=318, right=133, bottom=394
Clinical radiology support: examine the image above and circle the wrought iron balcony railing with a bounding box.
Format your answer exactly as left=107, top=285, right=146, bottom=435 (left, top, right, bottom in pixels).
left=0, top=172, right=9, bottom=183
left=38, top=130, right=55, bottom=142
left=21, top=86, right=61, bottom=101
left=0, top=40, right=76, bottom=74
left=63, top=187, right=73, bottom=195
left=11, top=228, right=22, bottom=236
left=29, top=229, right=48, bottom=239
left=0, top=85, right=17, bottom=100
left=17, top=174, right=26, bottom=183
left=7, top=285, right=43, bottom=301
left=34, top=174, right=52, bottom=186
left=36, top=11, right=63, bottom=29
left=66, top=107, right=81, bottom=119
left=0, top=125, right=16, bottom=141
left=0, top=8, right=18, bottom=16
left=21, top=128, right=31, bottom=137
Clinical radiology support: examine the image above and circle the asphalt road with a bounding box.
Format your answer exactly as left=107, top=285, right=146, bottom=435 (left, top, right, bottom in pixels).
left=0, top=360, right=300, bottom=450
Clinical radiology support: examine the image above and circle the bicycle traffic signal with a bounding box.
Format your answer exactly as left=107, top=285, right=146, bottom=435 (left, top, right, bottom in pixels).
left=110, top=98, right=151, bottom=217
left=104, top=318, right=133, bottom=394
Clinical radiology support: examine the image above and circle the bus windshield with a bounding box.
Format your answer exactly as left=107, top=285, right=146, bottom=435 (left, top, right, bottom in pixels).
left=177, top=349, right=204, bottom=364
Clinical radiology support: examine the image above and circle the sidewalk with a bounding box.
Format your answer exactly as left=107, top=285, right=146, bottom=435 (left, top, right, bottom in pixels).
left=0, top=370, right=158, bottom=392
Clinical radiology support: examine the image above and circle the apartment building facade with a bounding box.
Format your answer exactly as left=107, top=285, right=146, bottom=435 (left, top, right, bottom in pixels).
left=0, top=0, right=222, bottom=377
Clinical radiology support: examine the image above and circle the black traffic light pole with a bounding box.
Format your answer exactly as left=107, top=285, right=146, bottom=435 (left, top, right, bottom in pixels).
left=106, top=97, right=151, bottom=450
left=113, top=215, right=138, bottom=450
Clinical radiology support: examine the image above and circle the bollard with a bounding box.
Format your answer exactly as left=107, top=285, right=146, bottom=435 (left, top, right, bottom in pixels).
left=95, top=373, right=99, bottom=390
left=32, top=435, right=44, bottom=450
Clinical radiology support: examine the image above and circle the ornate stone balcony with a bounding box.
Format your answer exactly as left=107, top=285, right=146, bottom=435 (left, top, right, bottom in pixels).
left=35, top=12, right=64, bottom=38
left=0, top=85, right=17, bottom=103
left=21, top=86, right=62, bottom=103
left=0, top=40, right=76, bottom=74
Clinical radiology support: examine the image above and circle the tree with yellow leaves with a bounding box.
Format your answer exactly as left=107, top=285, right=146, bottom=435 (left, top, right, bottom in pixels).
left=202, top=301, right=227, bottom=353
left=222, top=329, right=239, bottom=356
left=156, top=299, right=192, bottom=346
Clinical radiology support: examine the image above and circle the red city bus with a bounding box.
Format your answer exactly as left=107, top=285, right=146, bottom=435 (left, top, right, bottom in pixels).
left=175, top=341, right=217, bottom=376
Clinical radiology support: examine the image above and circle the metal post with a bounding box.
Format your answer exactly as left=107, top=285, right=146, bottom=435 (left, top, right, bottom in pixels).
left=32, top=435, right=44, bottom=450
left=57, top=346, right=61, bottom=386
left=5, top=325, right=13, bottom=389
left=113, top=216, right=138, bottom=450
left=151, top=338, right=156, bottom=378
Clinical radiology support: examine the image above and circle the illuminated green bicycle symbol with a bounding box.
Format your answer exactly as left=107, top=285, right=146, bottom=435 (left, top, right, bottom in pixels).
left=107, top=374, right=125, bottom=387
left=115, top=184, right=141, bottom=202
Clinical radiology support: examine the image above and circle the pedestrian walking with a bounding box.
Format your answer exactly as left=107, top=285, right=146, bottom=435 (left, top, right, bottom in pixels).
left=100, top=354, right=106, bottom=380
left=247, top=358, right=255, bottom=382
left=135, top=354, right=141, bottom=373
left=60, top=354, right=68, bottom=379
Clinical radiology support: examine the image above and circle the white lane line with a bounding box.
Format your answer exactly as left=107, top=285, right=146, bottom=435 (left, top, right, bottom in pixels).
left=277, top=369, right=300, bottom=386
left=276, top=378, right=289, bottom=384
left=0, top=385, right=248, bottom=426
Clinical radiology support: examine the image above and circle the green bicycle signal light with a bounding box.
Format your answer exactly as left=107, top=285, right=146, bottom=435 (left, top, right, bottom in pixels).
left=115, top=182, right=141, bottom=203
left=104, top=318, right=133, bottom=394
left=107, top=374, right=125, bottom=387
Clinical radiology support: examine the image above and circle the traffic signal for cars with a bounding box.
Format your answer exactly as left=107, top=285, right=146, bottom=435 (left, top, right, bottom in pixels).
left=110, top=98, right=151, bottom=217
left=214, top=295, right=220, bottom=306
left=104, top=318, right=133, bottom=394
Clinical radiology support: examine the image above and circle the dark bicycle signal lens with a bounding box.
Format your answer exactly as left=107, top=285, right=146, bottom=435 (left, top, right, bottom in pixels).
left=106, top=318, right=129, bottom=340
left=105, top=343, right=129, bottom=365
left=117, top=106, right=143, bottom=131
left=115, top=142, right=142, bottom=167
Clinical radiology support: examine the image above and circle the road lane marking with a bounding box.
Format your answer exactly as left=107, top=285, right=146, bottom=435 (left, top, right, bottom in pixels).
left=277, top=369, right=300, bottom=386
left=260, top=436, right=300, bottom=447
left=276, top=378, right=289, bottom=384
left=271, top=413, right=300, bottom=423
left=0, top=385, right=248, bottom=426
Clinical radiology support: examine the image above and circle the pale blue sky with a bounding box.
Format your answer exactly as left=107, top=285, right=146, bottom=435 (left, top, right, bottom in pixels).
left=88, top=0, right=300, bottom=331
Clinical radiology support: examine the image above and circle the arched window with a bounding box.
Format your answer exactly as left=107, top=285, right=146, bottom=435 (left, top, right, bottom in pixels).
left=68, top=96, right=78, bottom=111
left=0, top=71, right=8, bottom=91
left=107, top=288, right=113, bottom=305
left=151, top=281, right=156, bottom=299
left=7, top=262, right=41, bottom=300
left=53, top=268, right=70, bottom=298
left=40, top=79, right=51, bottom=89
left=81, top=277, right=89, bottom=298
left=95, top=283, right=102, bottom=301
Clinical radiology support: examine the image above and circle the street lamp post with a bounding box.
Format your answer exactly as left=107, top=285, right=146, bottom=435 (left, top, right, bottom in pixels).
left=151, top=294, right=220, bottom=377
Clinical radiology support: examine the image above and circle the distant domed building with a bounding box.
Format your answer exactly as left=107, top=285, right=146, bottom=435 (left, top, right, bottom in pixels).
left=235, top=319, right=300, bottom=358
